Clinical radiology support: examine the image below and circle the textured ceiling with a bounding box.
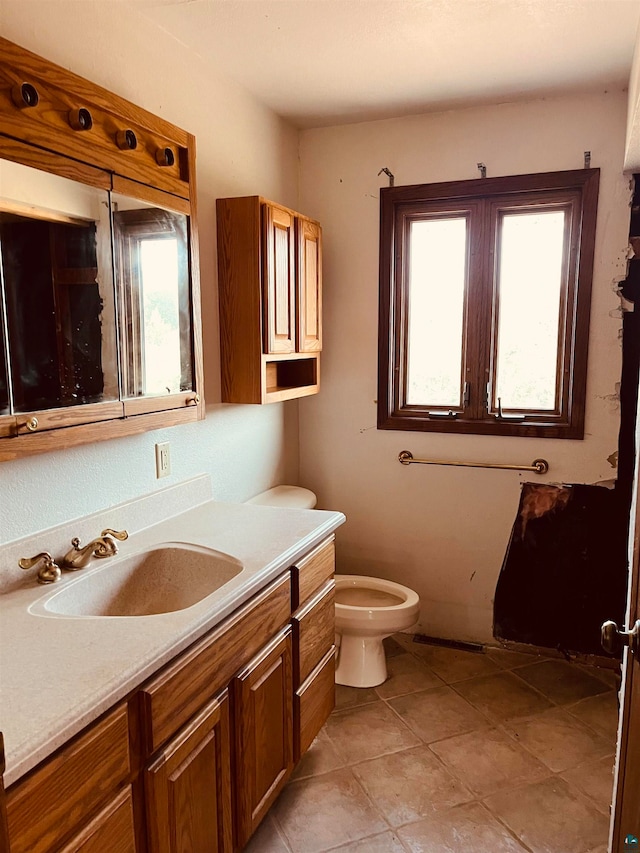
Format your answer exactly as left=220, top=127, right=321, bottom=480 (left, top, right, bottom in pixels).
left=135, top=0, right=640, bottom=128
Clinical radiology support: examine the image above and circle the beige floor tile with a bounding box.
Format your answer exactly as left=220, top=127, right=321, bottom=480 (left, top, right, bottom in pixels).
left=334, top=683, right=380, bottom=711
left=486, top=647, right=549, bottom=670
left=244, top=813, right=291, bottom=852
left=397, top=801, right=529, bottom=852
left=561, top=755, right=615, bottom=815
left=327, top=830, right=408, bottom=852
left=375, top=653, right=444, bottom=699
left=407, top=643, right=501, bottom=683
left=567, top=691, right=620, bottom=741
left=352, top=745, right=473, bottom=826
left=484, top=776, right=610, bottom=853
left=430, top=726, right=550, bottom=797
left=324, top=701, right=420, bottom=764
left=515, top=660, right=612, bottom=705
left=384, top=637, right=407, bottom=658
left=272, top=768, right=388, bottom=853
left=504, top=707, right=613, bottom=773
left=290, top=729, right=346, bottom=781
left=579, top=662, right=621, bottom=689
left=388, top=685, right=488, bottom=744
left=453, top=671, right=553, bottom=723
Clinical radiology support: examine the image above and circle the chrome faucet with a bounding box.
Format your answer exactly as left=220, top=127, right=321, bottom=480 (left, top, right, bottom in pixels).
left=60, top=528, right=129, bottom=570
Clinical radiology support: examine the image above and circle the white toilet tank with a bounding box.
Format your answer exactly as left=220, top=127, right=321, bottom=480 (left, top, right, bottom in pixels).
left=247, top=485, right=317, bottom=509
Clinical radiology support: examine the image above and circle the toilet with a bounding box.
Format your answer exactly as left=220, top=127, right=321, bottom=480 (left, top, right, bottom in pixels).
left=247, top=486, right=421, bottom=688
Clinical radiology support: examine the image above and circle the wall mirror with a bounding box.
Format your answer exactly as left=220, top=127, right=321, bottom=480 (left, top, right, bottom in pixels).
left=0, top=36, right=204, bottom=461
left=111, top=191, right=192, bottom=402
left=0, top=158, right=118, bottom=418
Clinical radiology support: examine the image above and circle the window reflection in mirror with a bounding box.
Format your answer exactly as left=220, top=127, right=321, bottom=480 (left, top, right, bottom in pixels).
left=0, top=159, right=118, bottom=414
left=111, top=194, right=192, bottom=399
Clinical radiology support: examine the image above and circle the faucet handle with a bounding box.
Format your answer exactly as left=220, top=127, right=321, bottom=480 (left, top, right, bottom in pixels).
left=18, top=552, right=61, bottom=584
left=101, top=529, right=128, bottom=542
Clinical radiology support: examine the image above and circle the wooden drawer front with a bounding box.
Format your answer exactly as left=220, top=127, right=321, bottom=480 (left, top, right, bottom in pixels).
left=292, top=536, right=335, bottom=608
left=145, top=691, right=232, bottom=853
left=293, top=579, right=335, bottom=685
left=6, top=703, right=130, bottom=853
left=233, top=628, right=294, bottom=849
left=295, top=647, right=336, bottom=759
left=59, top=787, right=136, bottom=853
left=140, top=572, right=291, bottom=753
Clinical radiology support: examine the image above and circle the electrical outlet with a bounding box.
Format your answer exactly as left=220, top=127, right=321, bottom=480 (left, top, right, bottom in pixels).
left=155, top=442, right=171, bottom=478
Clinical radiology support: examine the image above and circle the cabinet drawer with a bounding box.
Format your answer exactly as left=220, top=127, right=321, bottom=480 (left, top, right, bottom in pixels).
left=58, top=787, right=136, bottom=853
left=140, top=572, right=291, bottom=753
left=6, top=703, right=130, bottom=853
left=293, top=579, right=335, bottom=685
left=292, top=536, right=335, bottom=608
left=295, top=647, right=336, bottom=759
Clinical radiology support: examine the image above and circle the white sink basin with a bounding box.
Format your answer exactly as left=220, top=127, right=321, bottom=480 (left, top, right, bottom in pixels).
left=33, top=544, right=243, bottom=617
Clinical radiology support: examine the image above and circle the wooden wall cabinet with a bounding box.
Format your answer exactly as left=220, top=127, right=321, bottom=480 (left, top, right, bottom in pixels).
left=217, top=196, right=322, bottom=404
left=2, top=537, right=336, bottom=852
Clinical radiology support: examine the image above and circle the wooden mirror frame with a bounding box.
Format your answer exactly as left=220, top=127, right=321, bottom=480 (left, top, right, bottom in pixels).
left=0, top=37, right=204, bottom=461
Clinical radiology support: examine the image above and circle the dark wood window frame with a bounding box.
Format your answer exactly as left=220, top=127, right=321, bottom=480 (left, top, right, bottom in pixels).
left=378, top=169, right=600, bottom=439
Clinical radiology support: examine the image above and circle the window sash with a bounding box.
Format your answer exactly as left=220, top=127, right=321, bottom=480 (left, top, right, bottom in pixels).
left=378, top=169, right=599, bottom=439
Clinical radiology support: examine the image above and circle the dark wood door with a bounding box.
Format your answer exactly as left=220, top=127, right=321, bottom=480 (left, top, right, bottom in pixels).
left=611, top=415, right=640, bottom=851
left=232, top=627, right=293, bottom=849
left=145, top=691, right=232, bottom=853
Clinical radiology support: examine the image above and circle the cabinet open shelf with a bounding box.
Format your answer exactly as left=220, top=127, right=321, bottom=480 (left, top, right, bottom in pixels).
left=264, top=354, right=319, bottom=403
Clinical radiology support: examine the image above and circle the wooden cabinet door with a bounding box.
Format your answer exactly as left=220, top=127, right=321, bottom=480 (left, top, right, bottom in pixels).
left=145, top=691, right=232, bottom=853
left=263, top=204, right=295, bottom=354
left=297, top=219, right=322, bottom=353
left=232, top=627, right=293, bottom=849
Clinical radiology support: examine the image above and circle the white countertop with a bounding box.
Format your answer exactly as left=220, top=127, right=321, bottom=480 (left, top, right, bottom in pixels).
left=0, top=499, right=345, bottom=787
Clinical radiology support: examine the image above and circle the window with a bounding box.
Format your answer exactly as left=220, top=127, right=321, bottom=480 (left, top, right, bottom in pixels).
left=378, top=169, right=600, bottom=438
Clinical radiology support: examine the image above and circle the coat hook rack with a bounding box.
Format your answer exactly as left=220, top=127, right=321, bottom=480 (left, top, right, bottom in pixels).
left=584, top=151, right=591, bottom=169
left=378, top=167, right=395, bottom=187
left=477, top=162, right=487, bottom=178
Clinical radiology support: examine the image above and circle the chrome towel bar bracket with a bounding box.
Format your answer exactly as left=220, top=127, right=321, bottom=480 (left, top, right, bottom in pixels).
left=398, top=451, right=549, bottom=475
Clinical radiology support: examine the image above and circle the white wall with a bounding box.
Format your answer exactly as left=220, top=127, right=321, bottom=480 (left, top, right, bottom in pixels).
left=299, top=93, right=630, bottom=644
left=0, top=1, right=300, bottom=544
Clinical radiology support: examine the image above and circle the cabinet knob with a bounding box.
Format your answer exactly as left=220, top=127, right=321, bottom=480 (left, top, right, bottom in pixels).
left=115, top=129, right=138, bottom=150
left=155, top=147, right=175, bottom=167
left=11, top=82, right=39, bottom=109
left=24, top=416, right=39, bottom=432
left=186, top=393, right=200, bottom=406
left=68, top=108, right=93, bottom=131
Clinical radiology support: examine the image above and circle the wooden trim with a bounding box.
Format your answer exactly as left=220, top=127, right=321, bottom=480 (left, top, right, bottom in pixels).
left=0, top=135, right=111, bottom=190
left=111, top=175, right=191, bottom=216
left=0, top=734, right=9, bottom=853
left=0, top=405, right=199, bottom=462
left=123, top=394, right=198, bottom=417
left=187, top=134, right=205, bottom=421
left=14, top=401, right=124, bottom=435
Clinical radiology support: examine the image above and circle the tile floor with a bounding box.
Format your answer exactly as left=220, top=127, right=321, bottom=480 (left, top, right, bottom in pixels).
left=245, top=635, right=620, bottom=853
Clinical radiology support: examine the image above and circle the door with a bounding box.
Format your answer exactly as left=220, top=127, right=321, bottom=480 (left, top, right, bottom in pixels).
left=296, top=218, right=322, bottom=353
left=609, top=400, right=640, bottom=851
left=232, top=626, right=293, bottom=849
left=263, top=203, right=296, bottom=354
left=145, top=690, right=233, bottom=853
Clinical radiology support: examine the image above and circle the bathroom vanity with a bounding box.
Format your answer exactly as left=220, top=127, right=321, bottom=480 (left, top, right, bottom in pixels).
left=0, top=491, right=345, bottom=852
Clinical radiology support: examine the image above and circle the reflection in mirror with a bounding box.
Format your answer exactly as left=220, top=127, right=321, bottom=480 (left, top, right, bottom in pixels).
left=0, top=159, right=118, bottom=414
left=112, top=194, right=192, bottom=399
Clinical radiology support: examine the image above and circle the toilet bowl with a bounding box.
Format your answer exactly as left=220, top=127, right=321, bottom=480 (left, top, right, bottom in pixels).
left=334, top=575, right=420, bottom=687
left=247, top=485, right=421, bottom=688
